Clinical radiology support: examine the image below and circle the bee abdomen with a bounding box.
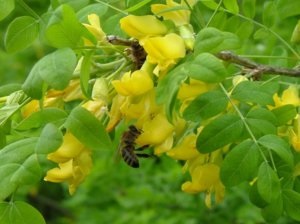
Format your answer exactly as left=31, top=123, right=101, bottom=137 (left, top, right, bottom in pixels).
left=121, top=147, right=139, bottom=168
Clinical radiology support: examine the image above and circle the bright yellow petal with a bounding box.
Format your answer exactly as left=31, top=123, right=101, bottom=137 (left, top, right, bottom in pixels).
left=44, top=160, right=73, bottom=182
left=120, top=15, right=168, bottom=40
left=136, top=113, right=174, bottom=145
left=47, top=132, right=85, bottom=163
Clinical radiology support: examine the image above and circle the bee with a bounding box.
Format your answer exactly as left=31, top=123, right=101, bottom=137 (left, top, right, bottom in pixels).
left=106, top=35, right=146, bottom=70
left=119, top=125, right=150, bottom=168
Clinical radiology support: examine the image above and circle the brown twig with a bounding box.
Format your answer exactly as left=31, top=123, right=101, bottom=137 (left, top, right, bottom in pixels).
left=216, top=51, right=300, bottom=79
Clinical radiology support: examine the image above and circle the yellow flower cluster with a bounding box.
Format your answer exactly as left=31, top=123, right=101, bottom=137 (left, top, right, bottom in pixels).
left=44, top=132, right=92, bottom=195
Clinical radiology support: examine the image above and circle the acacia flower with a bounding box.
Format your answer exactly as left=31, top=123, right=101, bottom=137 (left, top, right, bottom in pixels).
left=112, top=70, right=153, bottom=96
left=272, top=85, right=300, bottom=108
left=289, top=115, right=300, bottom=152
left=151, top=0, right=193, bottom=26
left=181, top=163, right=225, bottom=207
left=44, top=132, right=92, bottom=194
left=143, top=33, right=186, bottom=75
left=83, top=14, right=106, bottom=45
left=167, top=134, right=199, bottom=160
left=136, top=113, right=174, bottom=146
left=120, top=15, right=168, bottom=41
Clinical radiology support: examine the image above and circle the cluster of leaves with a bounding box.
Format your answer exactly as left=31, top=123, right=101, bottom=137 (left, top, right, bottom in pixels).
left=1, top=0, right=300, bottom=223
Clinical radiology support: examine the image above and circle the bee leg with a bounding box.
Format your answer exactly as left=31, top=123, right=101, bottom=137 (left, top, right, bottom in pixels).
left=135, top=153, right=151, bottom=158
left=135, top=145, right=149, bottom=151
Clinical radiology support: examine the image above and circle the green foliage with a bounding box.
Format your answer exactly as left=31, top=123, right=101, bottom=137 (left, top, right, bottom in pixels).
left=220, top=139, right=260, bottom=187
left=2, top=0, right=300, bottom=223
left=4, top=16, right=39, bottom=53
left=64, top=107, right=113, bottom=151
left=0, top=201, right=46, bottom=224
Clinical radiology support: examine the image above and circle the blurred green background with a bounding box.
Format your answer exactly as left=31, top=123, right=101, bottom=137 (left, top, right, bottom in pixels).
left=1, top=0, right=300, bottom=223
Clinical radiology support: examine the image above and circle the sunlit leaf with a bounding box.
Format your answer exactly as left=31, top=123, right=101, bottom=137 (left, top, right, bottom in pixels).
left=257, top=162, right=281, bottom=203
left=220, top=139, right=260, bottom=187
left=258, top=135, right=293, bottom=168
left=0, top=201, right=45, bottom=224
left=283, top=189, right=300, bottom=221
left=5, top=16, right=39, bottom=53
left=223, top=0, right=239, bottom=14
left=195, top=27, right=241, bottom=54
left=271, top=105, right=297, bottom=126
left=0, top=0, right=14, bottom=21
left=65, top=107, right=113, bottom=151
left=187, top=53, right=228, bottom=83
left=183, top=90, right=228, bottom=122
left=197, top=114, right=244, bottom=153
left=77, top=3, right=108, bottom=22
left=0, top=138, right=40, bottom=200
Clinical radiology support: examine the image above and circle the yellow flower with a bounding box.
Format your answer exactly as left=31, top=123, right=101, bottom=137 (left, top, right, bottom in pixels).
left=181, top=163, right=225, bottom=207
left=167, top=134, right=200, bottom=160
left=143, top=33, right=186, bottom=75
left=83, top=14, right=106, bottom=45
left=82, top=99, right=107, bottom=119
left=151, top=0, right=192, bottom=26
left=44, top=132, right=92, bottom=194
left=112, top=70, right=153, bottom=96
left=272, top=85, right=300, bottom=108
left=177, top=79, right=215, bottom=101
left=120, top=15, right=168, bottom=41
left=289, top=115, right=300, bottom=152
left=136, top=113, right=174, bottom=145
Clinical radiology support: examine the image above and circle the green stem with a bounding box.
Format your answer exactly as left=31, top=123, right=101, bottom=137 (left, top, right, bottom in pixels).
left=17, top=0, right=41, bottom=20
left=219, top=83, right=277, bottom=171
left=206, top=0, right=223, bottom=27
left=95, top=0, right=128, bottom=15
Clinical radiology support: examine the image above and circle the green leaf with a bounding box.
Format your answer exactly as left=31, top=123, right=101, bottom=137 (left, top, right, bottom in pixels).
left=262, top=195, right=283, bottom=222
left=57, top=0, right=89, bottom=11
left=283, top=189, right=300, bottom=221
left=291, top=20, right=300, bottom=44
left=249, top=182, right=268, bottom=208
left=220, top=139, right=260, bottom=187
left=16, top=108, right=67, bottom=130
left=126, top=0, right=152, bottom=12
left=272, top=105, right=297, bottom=126
left=242, top=0, right=256, bottom=18
left=0, top=0, right=14, bottom=21
left=195, top=27, right=240, bottom=54
left=231, top=81, right=275, bottom=105
left=0, top=83, right=21, bottom=97
left=39, top=48, right=76, bottom=89
left=80, top=51, right=93, bottom=98
left=156, top=64, right=188, bottom=121
left=258, top=135, right=294, bottom=168
left=64, top=107, right=113, bottom=151
left=77, top=3, right=108, bottom=22
left=187, top=53, right=228, bottom=83
left=4, top=16, right=39, bottom=53
left=0, top=138, right=40, bottom=200
left=45, top=4, right=86, bottom=48
left=183, top=90, right=228, bottom=122
left=263, top=1, right=277, bottom=27
left=22, top=48, right=76, bottom=99
left=276, top=0, right=300, bottom=19
left=223, top=0, right=239, bottom=14
left=35, top=123, right=63, bottom=155
left=197, top=114, right=244, bottom=153
left=257, top=162, right=281, bottom=203
left=0, top=201, right=45, bottom=224
left=22, top=64, right=45, bottom=99
left=246, top=108, right=277, bottom=138
left=199, top=0, right=219, bottom=10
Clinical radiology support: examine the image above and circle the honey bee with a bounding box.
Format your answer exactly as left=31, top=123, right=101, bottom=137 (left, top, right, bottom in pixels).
left=118, top=125, right=150, bottom=168
left=106, top=35, right=146, bottom=70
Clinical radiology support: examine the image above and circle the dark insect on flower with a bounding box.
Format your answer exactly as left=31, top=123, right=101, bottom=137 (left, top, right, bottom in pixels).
left=118, top=125, right=150, bottom=168
left=106, top=35, right=146, bottom=70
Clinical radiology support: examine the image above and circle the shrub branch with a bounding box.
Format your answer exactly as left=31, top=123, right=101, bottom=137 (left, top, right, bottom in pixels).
left=216, top=51, right=300, bottom=78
